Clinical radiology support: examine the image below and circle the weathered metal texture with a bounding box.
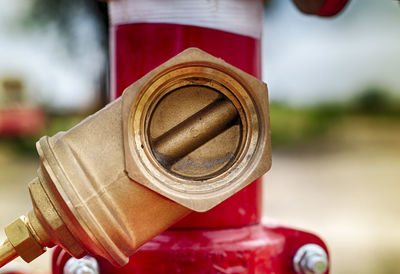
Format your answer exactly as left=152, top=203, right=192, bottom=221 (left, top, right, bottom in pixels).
left=112, top=22, right=263, bottom=228
left=52, top=223, right=330, bottom=274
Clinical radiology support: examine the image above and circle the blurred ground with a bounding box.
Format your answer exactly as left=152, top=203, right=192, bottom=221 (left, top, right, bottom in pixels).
left=265, top=115, right=400, bottom=274
left=0, top=113, right=400, bottom=274
left=0, top=115, right=83, bottom=273
left=0, top=143, right=51, bottom=273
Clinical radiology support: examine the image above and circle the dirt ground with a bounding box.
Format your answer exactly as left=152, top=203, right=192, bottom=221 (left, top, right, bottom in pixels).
left=0, top=116, right=399, bottom=273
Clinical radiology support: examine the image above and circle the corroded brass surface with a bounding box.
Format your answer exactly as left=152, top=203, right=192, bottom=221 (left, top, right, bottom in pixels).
left=0, top=48, right=271, bottom=268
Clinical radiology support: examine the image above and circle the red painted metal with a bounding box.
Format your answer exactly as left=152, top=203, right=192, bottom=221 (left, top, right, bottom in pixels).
left=52, top=15, right=332, bottom=274
left=111, top=23, right=261, bottom=100
left=112, top=23, right=262, bottom=228
left=318, top=0, right=349, bottom=17
left=52, top=222, right=329, bottom=274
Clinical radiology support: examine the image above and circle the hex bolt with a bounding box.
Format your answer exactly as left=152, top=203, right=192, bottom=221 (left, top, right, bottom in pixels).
left=64, top=256, right=99, bottom=274
left=293, top=244, right=328, bottom=274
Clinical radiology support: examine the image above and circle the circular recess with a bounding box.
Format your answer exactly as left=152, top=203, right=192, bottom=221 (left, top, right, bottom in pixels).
left=128, top=64, right=262, bottom=198
left=148, top=85, right=244, bottom=180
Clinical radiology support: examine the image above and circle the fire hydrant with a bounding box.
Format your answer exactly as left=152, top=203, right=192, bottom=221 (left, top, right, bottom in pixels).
left=0, top=0, right=350, bottom=272
left=0, top=48, right=271, bottom=268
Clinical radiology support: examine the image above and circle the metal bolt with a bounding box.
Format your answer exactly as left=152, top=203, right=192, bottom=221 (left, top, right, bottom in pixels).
left=64, top=256, right=99, bottom=274
left=293, top=244, right=328, bottom=274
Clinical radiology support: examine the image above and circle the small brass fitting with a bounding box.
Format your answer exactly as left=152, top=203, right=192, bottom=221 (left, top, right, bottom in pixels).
left=0, top=48, right=271, bottom=268
left=4, top=217, right=44, bottom=263
left=0, top=239, right=17, bottom=268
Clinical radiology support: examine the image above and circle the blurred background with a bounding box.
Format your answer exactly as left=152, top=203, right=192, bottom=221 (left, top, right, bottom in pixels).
left=0, top=0, right=399, bottom=273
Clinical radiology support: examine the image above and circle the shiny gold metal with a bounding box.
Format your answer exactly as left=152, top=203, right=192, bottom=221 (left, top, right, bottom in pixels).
left=0, top=48, right=271, bottom=268
left=5, top=216, right=45, bottom=263
left=0, top=239, right=18, bottom=268
left=123, top=48, right=271, bottom=211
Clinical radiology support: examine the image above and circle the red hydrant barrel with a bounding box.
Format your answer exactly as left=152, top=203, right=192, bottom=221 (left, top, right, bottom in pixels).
left=47, top=1, right=356, bottom=272
left=51, top=1, right=333, bottom=273
left=109, top=0, right=264, bottom=229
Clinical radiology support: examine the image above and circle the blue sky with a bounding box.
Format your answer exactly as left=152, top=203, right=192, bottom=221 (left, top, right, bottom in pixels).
left=0, top=0, right=399, bottom=110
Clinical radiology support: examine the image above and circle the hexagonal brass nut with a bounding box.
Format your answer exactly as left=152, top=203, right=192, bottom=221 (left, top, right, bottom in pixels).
left=122, top=48, right=272, bottom=212
left=28, top=176, right=86, bottom=257
left=5, top=217, right=45, bottom=262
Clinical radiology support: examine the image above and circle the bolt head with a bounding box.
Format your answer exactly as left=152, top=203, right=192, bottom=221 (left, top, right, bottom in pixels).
left=64, top=256, right=99, bottom=274
left=293, top=244, right=329, bottom=274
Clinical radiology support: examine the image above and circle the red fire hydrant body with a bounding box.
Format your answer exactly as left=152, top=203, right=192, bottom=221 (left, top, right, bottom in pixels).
left=52, top=0, right=350, bottom=272
left=105, top=22, right=328, bottom=273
